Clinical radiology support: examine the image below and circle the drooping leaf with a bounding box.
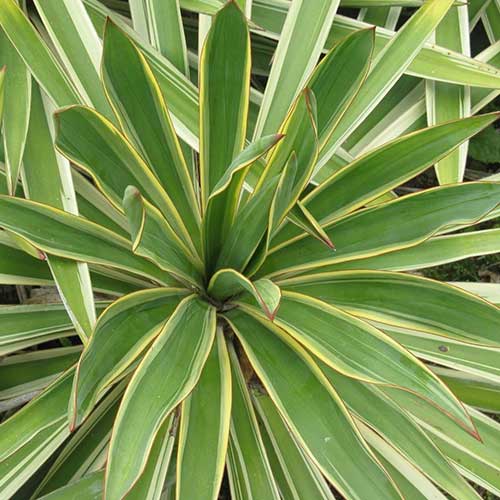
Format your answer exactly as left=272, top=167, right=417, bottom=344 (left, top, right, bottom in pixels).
left=225, top=308, right=402, bottom=499
left=253, top=393, right=336, bottom=500
left=281, top=271, right=500, bottom=346
left=240, top=293, right=476, bottom=436
left=322, top=368, right=481, bottom=500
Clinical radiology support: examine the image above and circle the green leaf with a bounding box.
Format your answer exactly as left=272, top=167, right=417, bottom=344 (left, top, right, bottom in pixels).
left=177, top=329, right=231, bottom=500
left=126, top=413, right=178, bottom=500
left=33, top=0, right=114, bottom=120
left=253, top=393, right=336, bottom=500
left=0, top=196, right=176, bottom=285
left=0, top=0, right=79, bottom=107
left=426, top=5, right=470, bottom=184
left=216, top=175, right=279, bottom=272
left=281, top=271, right=500, bottom=347
left=241, top=293, right=476, bottom=436
left=102, top=20, right=201, bottom=249
left=259, top=182, right=500, bottom=277
left=0, top=28, right=30, bottom=194
left=469, top=125, right=500, bottom=164
left=24, top=82, right=96, bottom=343
left=204, top=134, right=284, bottom=270
left=254, top=90, right=318, bottom=209
left=83, top=0, right=199, bottom=148
left=382, top=388, right=500, bottom=496
left=145, top=0, right=190, bottom=75
left=0, top=369, right=73, bottom=495
left=105, top=296, right=216, bottom=500
left=199, top=0, right=249, bottom=200
left=381, top=325, right=500, bottom=384
left=36, top=383, right=122, bottom=496
left=71, top=288, right=186, bottom=428
left=253, top=1, right=500, bottom=88
left=432, top=367, right=500, bottom=414
left=308, top=27, right=375, bottom=149
left=0, top=239, right=53, bottom=288
left=208, top=268, right=281, bottom=320
left=224, top=308, right=402, bottom=499
left=0, top=346, right=81, bottom=400
left=287, top=201, right=335, bottom=249
left=303, top=113, right=499, bottom=228
left=253, top=0, right=340, bottom=138
left=54, top=105, right=196, bottom=253
left=322, top=368, right=481, bottom=500
left=0, top=302, right=107, bottom=357
left=38, top=471, right=104, bottom=500
left=123, top=186, right=204, bottom=289
left=209, top=134, right=284, bottom=204
left=327, top=228, right=500, bottom=272
left=199, top=1, right=250, bottom=269
left=319, top=0, right=455, bottom=170
left=226, top=342, right=281, bottom=500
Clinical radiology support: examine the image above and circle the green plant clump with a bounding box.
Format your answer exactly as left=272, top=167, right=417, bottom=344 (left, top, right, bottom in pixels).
left=0, top=0, right=500, bottom=499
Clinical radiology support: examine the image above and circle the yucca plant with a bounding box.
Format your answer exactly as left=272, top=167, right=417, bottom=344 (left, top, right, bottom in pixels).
left=1, top=0, right=500, bottom=499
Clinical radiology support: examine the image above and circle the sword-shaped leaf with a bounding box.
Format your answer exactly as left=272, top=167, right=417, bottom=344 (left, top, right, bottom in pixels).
left=23, top=83, right=96, bottom=344
left=54, top=105, right=196, bottom=253
left=177, top=330, right=231, bottom=500
left=71, top=288, right=186, bottom=428
left=0, top=28, right=30, bottom=194
left=307, top=113, right=499, bottom=227
left=426, top=5, right=471, bottom=184
left=281, top=271, right=500, bottom=346
left=327, top=228, right=500, bottom=272
left=253, top=0, right=340, bottom=138
left=226, top=342, right=281, bottom=500
left=323, top=368, right=482, bottom=500
left=33, top=0, right=113, bottom=119
left=102, top=20, right=201, bottom=249
left=0, top=0, right=79, bottom=107
left=200, top=1, right=251, bottom=269
left=123, top=186, right=204, bottom=289
left=253, top=393, right=336, bottom=500
left=105, top=296, right=216, bottom=500
left=319, top=0, right=455, bottom=170
left=259, top=182, right=500, bottom=277
left=241, top=292, right=476, bottom=435
left=216, top=176, right=279, bottom=272
left=0, top=196, right=175, bottom=285
left=225, top=308, right=402, bottom=499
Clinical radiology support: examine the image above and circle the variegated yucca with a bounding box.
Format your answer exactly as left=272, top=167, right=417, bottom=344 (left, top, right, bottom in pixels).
left=0, top=0, right=500, bottom=499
